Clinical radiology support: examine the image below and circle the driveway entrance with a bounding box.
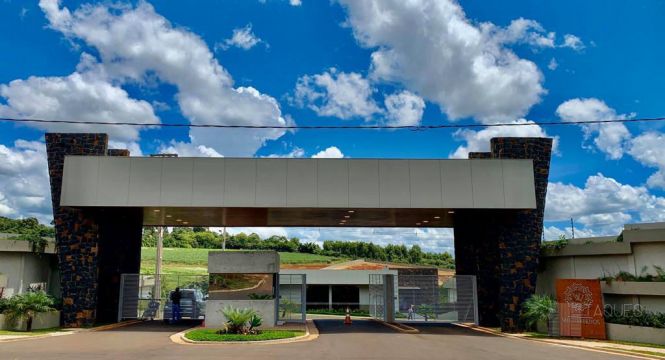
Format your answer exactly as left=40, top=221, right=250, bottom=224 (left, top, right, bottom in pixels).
left=1, top=320, right=634, bottom=360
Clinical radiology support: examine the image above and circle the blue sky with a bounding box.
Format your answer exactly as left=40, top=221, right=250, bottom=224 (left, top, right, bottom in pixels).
left=1, top=0, right=664, bottom=253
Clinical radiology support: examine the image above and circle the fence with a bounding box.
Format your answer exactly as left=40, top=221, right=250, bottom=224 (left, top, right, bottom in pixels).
left=277, top=274, right=307, bottom=323
left=118, top=274, right=208, bottom=321
left=396, top=274, right=478, bottom=324
left=369, top=274, right=386, bottom=320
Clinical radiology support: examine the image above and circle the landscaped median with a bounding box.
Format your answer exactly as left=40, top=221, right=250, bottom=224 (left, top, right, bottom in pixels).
left=185, top=329, right=305, bottom=342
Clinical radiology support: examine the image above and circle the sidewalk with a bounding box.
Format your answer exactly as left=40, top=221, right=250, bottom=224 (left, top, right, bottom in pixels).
left=463, top=325, right=665, bottom=359
left=513, top=334, right=665, bottom=358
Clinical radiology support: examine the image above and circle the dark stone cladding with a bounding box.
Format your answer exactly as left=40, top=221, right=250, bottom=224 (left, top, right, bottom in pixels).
left=46, top=133, right=142, bottom=327
left=46, top=133, right=108, bottom=327
left=454, top=137, right=553, bottom=332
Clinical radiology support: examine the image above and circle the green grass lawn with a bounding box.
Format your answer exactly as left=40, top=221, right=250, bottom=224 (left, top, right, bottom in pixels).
left=141, top=247, right=344, bottom=276
left=185, top=329, right=305, bottom=342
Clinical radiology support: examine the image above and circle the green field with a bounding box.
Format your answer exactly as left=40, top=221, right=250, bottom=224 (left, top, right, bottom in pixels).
left=140, top=247, right=343, bottom=275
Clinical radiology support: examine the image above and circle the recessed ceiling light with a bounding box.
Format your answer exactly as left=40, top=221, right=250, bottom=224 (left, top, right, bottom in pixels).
left=348, top=210, right=355, bottom=213
left=416, top=222, right=421, bottom=226
left=176, top=219, right=182, bottom=222
left=339, top=222, right=345, bottom=225
left=153, top=209, right=160, bottom=212
left=182, top=221, right=189, bottom=225
left=344, top=215, right=350, bottom=218
left=166, top=214, right=172, bottom=218
left=448, top=211, right=455, bottom=214
left=423, top=220, right=429, bottom=223
left=434, top=216, right=441, bottom=219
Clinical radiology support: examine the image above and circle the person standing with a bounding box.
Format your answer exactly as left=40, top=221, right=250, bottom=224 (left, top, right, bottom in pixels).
left=408, top=304, right=415, bottom=320
left=170, top=287, right=182, bottom=323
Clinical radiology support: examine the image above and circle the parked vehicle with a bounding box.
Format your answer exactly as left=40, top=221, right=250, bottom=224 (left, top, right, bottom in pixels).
left=163, top=289, right=206, bottom=322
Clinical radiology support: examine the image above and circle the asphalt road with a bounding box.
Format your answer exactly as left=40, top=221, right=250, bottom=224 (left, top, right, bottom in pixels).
left=0, top=320, right=633, bottom=360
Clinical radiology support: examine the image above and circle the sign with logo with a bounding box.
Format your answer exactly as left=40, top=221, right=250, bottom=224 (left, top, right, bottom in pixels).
left=556, top=279, right=606, bottom=339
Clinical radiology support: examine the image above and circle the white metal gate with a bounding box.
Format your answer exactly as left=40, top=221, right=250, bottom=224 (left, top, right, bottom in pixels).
left=370, top=274, right=478, bottom=325
left=396, top=274, right=478, bottom=324
left=277, top=274, right=307, bottom=323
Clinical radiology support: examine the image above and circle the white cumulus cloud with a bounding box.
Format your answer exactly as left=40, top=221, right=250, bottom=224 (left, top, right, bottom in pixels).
left=556, top=98, right=633, bottom=159
left=545, top=173, right=665, bottom=234
left=39, top=0, right=290, bottom=157
left=561, top=34, right=585, bottom=51
left=311, top=146, right=344, bottom=158
left=218, top=24, right=263, bottom=51
left=338, top=0, right=546, bottom=123
left=0, top=140, right=52, bottom=223
left=0, top=54, right=159, bottom=142
left=384, top=91, right=425, bottom=126
left=294, top=68, right=381, bottom=120
left=450, top=119, right=557, bottom=158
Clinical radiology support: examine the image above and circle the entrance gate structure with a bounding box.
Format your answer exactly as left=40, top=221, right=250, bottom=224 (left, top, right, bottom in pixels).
left=46, top=133, right=552, bottom=332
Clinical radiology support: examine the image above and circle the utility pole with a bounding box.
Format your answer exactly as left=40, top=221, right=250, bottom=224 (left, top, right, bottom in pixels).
left=155, top=226, right=163, bottom=299
left=570, top=218, right=575, bottom=240
left=222, top=226, right=227, bottom=251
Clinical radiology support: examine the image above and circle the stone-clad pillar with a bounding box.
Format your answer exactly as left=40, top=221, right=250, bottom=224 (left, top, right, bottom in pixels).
left=46, top=133, right=108, bottom=327
left=491, top=137, right=553, bottom=332
left=454, top=137, right=552, bottom=332
left=46, top=133, right=143, bottom=327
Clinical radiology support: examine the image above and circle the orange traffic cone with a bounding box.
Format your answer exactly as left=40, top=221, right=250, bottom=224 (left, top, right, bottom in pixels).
left=344, top=307, right=352, bottom=325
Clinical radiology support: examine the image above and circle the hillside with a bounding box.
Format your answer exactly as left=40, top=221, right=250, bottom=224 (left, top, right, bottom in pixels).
left=140, top=247, right=345, bottom=276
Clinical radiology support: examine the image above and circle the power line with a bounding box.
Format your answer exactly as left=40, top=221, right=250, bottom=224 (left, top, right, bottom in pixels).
left=1, top=116, right=664, bottom=130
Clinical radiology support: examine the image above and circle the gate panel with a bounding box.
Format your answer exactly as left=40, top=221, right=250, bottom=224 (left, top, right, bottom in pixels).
left=278, top=274, right=306, bottom=323
left=368, top=274, right=385, bottom=321
left=396, top=274, right=478, bottom=325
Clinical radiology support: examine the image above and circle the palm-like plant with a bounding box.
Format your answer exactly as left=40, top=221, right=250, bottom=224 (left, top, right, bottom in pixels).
left=3, top=291, right=55, bottom=332
left=220, top=307, right=259, bottom=334
left=521, top=294, right=557, bottom=333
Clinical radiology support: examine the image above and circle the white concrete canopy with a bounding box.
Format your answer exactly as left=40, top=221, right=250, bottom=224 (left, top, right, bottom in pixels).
left=60, top=156, right=536, bottom=227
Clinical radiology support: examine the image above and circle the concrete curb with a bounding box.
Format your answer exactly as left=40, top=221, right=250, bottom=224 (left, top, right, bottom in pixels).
left=456, top=323, right=659, bottom=360
left=171, top=320, right=319, bottom=346
left=0, top=330, right=75, bottom=343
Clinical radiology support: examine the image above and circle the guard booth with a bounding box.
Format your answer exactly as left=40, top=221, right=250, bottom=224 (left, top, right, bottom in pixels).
left=118, top=254, right=307, bottom=325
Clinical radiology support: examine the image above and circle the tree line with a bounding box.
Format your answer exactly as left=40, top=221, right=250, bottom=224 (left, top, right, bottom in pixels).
left=0, top=217, right=454, bottom=269
left=142, top=227, right=455, bottom=269
left=0, top=217, right=55, bottom=238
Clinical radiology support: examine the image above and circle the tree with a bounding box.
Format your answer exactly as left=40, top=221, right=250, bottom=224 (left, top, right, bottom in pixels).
left=408, top=245, right=423, bottom=264
left=3, top=291, right=55, bottom=332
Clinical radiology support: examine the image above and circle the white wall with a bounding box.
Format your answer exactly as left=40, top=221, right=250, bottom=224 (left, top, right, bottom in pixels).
left=538, top=227, right=665, bottom=313
left=280, top=269, right=398, bottom=285
left=61, top=157, right=536, bottom=210
left=0, top=245, right=57, bottom=298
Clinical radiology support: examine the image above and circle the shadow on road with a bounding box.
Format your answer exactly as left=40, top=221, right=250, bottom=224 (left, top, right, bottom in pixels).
left=106, top=319, right=202, bottom=333
left=408, top=322, right=498, bottom=336
left=314, top=319, right=398, bottom=334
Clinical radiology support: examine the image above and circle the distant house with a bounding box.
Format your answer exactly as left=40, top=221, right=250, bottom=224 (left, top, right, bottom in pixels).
left=280, top=259, right=451, bottom=311
left=0, top=233, right=59, bottom=298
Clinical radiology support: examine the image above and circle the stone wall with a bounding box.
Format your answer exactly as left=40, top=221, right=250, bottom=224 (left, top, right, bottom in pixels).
left=46, top=133, right=143, bottom=326
left=455, top=137, right=553, bottom=332
left=46, top=133, right=108, bottom=327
